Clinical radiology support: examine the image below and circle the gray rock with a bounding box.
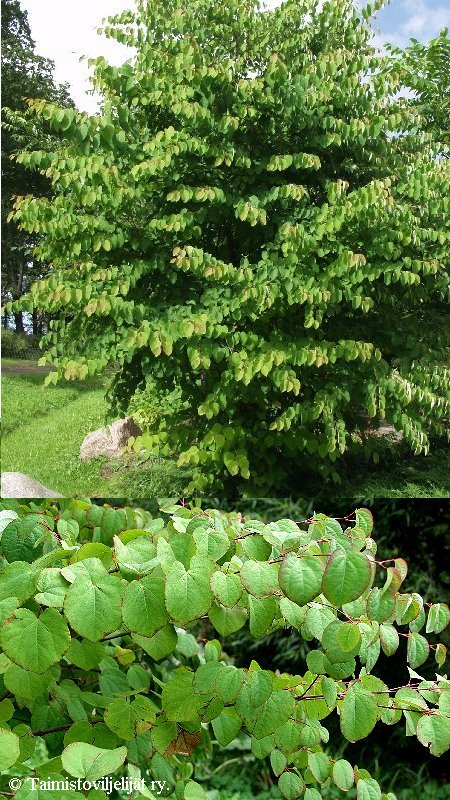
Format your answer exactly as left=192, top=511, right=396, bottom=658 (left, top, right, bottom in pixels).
left=373, top=423, right=403, bottom=443
left=1, top=472, right=63, bottom=498
left=80, top=417, right=141, bottom=461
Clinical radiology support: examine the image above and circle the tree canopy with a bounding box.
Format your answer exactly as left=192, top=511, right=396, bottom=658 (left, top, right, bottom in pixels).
left=8, top=0, right=450, bottom=492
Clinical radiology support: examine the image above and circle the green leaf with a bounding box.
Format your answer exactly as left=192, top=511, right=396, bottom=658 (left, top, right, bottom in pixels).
left=322, top=551, right=372, bottom=606
left=337, top=622, right=362, bottom=654
left=104, top=698, right=137, bottom=740
left=322, top=620, right=361, bottom=662
left=241, top=560, right=279, bottom=597
left=212, top=707, right=242, bottom=745
left=279, top=597, right=307, bottom=629
left=417, top=715, right=450, bottom=756
left=252, top=733, right=276, bottom=758
left=435, top=643, right=447, bottom=668
left=307, top=751, right=331, bottom=782
left=64, top=574, right=124, bottom=641
left=75, top=542, right=113, bottom=568
left=152, top=720, right=178, bottom=755
left=407, top=632, right=430, bottom=668
left=278, top=771, right=304, bottom=799
left=184, top=782, right=207, bottom=800
left=215, top=667, right=245, bottom=703
left=210, top=571, right=243, bottom=607
left=340, top=684, right=378, bottom=742
left=0, top=597, right=19, bottom=626
left=249, top=595, right=278, bottom=637
left=176, top=631, right=199, bottom=658
left=128, top=664, right=151, bottom=693
left=209, top=603, right=247, bottom=636
left=0, top=608, right=70, bottom=674
left=4, top=663, right=56, bottom=701
left=0, top=698, right=14, bottom=723
left=122, top=576, right=168, bottom=636
left=305, top=789, right=322, bottom=800
left=132, top=624, right=177, bottom=660
left=354, top=508, right=374, bottom=537
left=0, top=561, right=37, bottom=603
left=279, top=554, right=323, bottom=606
left=246, top=670, right=274, bottom=706
left=242, top=534, right=271, bottom=561
left=193, top=526, right=230, bottom=560
left=165, top=556, right=214, bottom=624
left=0, top=727, right=20, bottom=770
left=270, top=749, right=287, bottom=776
left=332, top=758, right=355, bottom=791
left=356, top=777, right=382, bottom=800
left=114, top=535, right=159, bottom=575
left=426, top=603, right=450, bottom=634
left=1, top=515, right=44, bottom=563
left=35, top=568, right=68, bottom=608
left=252, top=690, right=295, bottom=739
left=322, top=676, right=338, bottom=709
left=193, top=662, right=225, bottom=696
left=380, top=624, right=399, bottom=656
left=64, top=721, right=95, bottom=746
left=263, top=519, right=303, bottom=548
left=274, top=721, right=302, bottom=752
left=65, top=639, right=105, bottom=670
left=161, top=669, right=203, bottom=721
left=61, top=742, right=127, bottom=780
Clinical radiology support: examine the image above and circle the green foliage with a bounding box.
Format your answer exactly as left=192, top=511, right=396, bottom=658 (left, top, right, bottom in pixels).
left=7, top=0, right=450, bottom=493
left=0, top=499, right=449, bottom=799
left=386, top=30, right=450, bottom=149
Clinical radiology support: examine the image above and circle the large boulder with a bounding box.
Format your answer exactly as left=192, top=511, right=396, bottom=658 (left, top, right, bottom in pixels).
left=80, top=417, right=141, bottom=461
left=1, top=472, right=63, bottom=498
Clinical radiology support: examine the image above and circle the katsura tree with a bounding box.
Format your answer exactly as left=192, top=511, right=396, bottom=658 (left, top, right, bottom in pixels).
left=0, top=501, right=449, bottom=799
left=8, top=0, right=450, bottom=493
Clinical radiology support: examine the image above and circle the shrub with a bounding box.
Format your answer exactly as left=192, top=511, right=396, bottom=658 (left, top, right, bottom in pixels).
left=1, top=328, right=40, bottom=357
left=0, top=500, right=449, bottom=799
left=8, top=0, right=450, bottom=493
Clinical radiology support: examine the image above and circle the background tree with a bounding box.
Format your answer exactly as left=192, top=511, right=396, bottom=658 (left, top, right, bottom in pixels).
left=386, top=29, right=450, bottom=150
left=1, top=0, right=72, bottom=333
left=9, top=0, right=450, bottom=493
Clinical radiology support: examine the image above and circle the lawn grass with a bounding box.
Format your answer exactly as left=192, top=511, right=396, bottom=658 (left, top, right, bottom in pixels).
left=1, top=361, right=191, bottom=497
left=1, top=359, right=449, bottom=498
left=341, top=445, right=450, bottom=498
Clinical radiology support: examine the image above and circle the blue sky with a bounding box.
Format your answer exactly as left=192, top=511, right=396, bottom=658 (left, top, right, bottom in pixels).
left=20, top=0, right=450, bottom=113
left=373, top=0, right=449, bottom=49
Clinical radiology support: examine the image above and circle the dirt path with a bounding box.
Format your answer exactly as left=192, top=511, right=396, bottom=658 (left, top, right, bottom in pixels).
left=2, top=360, right=53, bottom=374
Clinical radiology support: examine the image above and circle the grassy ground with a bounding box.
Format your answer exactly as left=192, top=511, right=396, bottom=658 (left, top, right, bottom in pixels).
left=1, top=359, right=449, bottom=498
left=341, top=447, right=450, bottom=498
left=1, top=361, right=190, bottom=497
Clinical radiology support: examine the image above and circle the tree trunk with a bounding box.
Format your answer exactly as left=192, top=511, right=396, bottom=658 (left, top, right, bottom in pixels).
left=14, top=311, right=25, bottom=333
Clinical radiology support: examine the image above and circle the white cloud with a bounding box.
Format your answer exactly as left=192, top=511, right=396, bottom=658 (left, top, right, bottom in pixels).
left=381, top=0, right=450, bottom=48
left=20, top=0, right=136, bottom=114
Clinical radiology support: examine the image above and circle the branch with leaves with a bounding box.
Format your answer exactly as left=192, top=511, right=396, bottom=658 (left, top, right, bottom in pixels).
left=0, top=500, right=449, bottom=799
